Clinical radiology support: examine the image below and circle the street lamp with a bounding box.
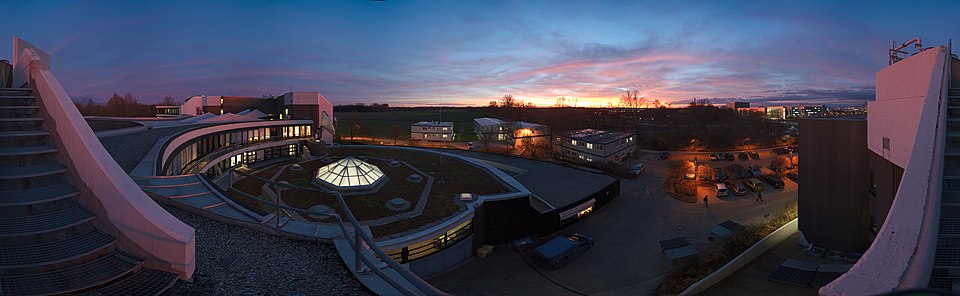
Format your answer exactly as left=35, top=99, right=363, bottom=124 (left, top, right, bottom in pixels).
left=693, top=156, right=700, bottom=199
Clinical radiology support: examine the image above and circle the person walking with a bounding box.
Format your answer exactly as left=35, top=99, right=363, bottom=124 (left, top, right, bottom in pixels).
left=703, top=195, right=709, bottom=207
left=756, top=191, right=764, bottom=202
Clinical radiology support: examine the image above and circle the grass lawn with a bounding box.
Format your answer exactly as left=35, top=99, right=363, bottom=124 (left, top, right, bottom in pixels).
left=277, top=158, right=423, bottom=222
left=335, top=109, right=494, bottom=142
left=226, top=146, right=514, bottom=238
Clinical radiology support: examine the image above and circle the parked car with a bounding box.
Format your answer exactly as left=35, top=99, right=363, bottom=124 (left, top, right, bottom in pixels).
left=709, top=153, right=718, bottom=161
left=728, top=181, right=748, bottom=196
left=533, top=233, right=594, bottom=269
left=714, top=167, right=726, bottom=180
left=745, top=178, right=764, bottom=192
left=787, top=172, right=799, bottom=183
left=716, top=183, right=729, bottom=197
left=725, top=153, right=735, bottom=161
left=659, top=152, right=671, bottom=159
left=738, top=167, right=752, bottom=179
left=748, top=165, right=762, bottom=177
left=684, top=171, right=696, bottom=180
left=774, top=147, right=787, bottom=155
left=749, top=152, right=760, bottom=160
left=738, top=152, right=749, bottom=160
left=630, top=163, right=646, bottom=175
left=763, top=176, right=785, bottom=188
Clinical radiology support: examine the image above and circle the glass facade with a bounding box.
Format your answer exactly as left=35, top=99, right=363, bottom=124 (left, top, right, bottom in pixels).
left=164, top=124, right=312, bottom=176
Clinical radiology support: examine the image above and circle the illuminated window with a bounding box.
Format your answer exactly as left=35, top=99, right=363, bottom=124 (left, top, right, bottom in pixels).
left=442, top=134, right=448, bottom=138
left=586, top=143, right=594, bottom=149
left=577, top=206, right=594, bottom=219
left=571, top=140, right=577, bottom=145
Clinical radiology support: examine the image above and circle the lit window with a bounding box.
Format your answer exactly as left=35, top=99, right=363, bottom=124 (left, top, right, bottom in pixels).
left=586, top=143, right=594, bottom=149
left=442, top=134, right=448, bottom=138
left=571, top=140, right=577, bottom=145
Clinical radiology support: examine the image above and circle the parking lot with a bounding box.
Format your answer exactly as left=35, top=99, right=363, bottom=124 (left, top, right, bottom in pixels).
left=428, top=148, right=799, bottom=295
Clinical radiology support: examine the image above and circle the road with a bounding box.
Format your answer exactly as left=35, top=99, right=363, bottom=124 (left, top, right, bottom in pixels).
left=428, top=151, right=798, bottom=295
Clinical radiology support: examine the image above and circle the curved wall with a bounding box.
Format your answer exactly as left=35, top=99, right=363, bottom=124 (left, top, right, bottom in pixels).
left=15, top=42, right=196, bottom=279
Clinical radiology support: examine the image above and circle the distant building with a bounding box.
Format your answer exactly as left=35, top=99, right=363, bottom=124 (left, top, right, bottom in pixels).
left=473, top=117, right=509, bottom=141
left=155, top=105, right=181, bottom=117
left=787, top=104, right=826, bottom=118
left=163, top=92, right=336, bottom=143
left=511, top=121, right=551, bottom=148
left=738, top=106, right=766, bottom=116
left=554, top=129, right=636, bottom=163
left=727, top=102, right=750, bottom=109
left=411, top=121, right=455, bottom=141
left=767, top=106, right=787, bottom=120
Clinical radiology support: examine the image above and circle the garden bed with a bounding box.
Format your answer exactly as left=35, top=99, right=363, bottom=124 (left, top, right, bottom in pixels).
left=656, top=202, right=799, bottom=295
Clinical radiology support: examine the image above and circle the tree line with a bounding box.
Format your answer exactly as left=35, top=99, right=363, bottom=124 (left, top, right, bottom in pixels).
left=73, top=93, right=179, bottom=117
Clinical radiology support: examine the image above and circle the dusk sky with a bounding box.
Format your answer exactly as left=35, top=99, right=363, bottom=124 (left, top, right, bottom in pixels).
left=2, top=0, right=959, bottom=107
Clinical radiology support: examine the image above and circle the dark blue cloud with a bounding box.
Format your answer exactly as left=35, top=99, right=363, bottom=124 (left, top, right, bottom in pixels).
left=1, top=0, right=958, bottom=106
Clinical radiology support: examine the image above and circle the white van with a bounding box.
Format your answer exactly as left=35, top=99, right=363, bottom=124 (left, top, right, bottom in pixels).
left=715, top=183, right=729, bottom=197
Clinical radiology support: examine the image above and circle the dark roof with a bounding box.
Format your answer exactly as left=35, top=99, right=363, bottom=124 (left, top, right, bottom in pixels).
left=560, top=129, right=634, bottom=144
left=445, top=150, right=617, bottom=209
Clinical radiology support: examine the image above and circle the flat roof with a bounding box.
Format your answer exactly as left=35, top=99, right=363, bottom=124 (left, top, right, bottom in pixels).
left=473, top=117, right=505, bottom=126
left=515, top=121, right=548, bottom=129
left=560, top=129, right=633, bottom=144
left=445, top=150, right=617, bottom=210
left=412, top=121, right=453, bottom=127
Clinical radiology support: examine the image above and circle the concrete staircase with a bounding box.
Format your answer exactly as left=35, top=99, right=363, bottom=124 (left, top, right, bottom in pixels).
left=0, top=87, right=188, bottom=295
left=932, top=87, right=960, bottom=290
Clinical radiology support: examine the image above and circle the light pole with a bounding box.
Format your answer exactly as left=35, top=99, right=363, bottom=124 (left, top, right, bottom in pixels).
left=693, top=156, right=700, bottom=199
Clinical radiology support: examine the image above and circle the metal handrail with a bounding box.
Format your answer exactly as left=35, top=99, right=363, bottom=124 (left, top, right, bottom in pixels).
left=227, top=169, right=448, bottom=296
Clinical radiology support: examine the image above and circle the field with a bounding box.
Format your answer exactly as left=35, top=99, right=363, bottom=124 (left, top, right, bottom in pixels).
left=335, top=109, right=492, bottom=142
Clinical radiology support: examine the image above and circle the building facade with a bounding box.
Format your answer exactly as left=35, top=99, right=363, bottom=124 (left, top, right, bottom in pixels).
left=787, top=104, right=826, bottom=118
left=766, top=106, right=787, bottom=120
left=167, top=92, right=335, bottom=144
left=473, top=117, right=509, bottom=141
left=411, top=121, right=455, bottom=141
left=554, top=129, right=636, bottom=163
left=798, top=117, right=872, bottom=253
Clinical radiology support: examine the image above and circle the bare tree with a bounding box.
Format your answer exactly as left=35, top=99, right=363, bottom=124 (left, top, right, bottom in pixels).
left=160, top=95, right=179, bottom=106
left=499, top=94, right=516, bottom=108
left=488, top=101, right=498, bottom=108
left=619, top=90, right=646, bottom=108
left=619, top=90, right=646, bottom=139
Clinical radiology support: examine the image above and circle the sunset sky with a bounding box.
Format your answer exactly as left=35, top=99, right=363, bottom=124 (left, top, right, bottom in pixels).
left=2, top=0, right=959, bottom=107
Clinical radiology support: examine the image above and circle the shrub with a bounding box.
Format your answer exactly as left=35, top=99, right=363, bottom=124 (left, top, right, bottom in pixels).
left=656, top=203, right=798, bottom=295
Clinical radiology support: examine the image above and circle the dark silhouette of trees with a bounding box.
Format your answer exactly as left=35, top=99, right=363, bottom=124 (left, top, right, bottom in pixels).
left=499, top=94, right=516, bottom=108
left=160, top=95, right=179, bottom=106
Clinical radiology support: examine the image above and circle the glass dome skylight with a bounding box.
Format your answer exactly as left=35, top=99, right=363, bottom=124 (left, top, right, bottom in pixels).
left=315, top=157, right=385, bottom=188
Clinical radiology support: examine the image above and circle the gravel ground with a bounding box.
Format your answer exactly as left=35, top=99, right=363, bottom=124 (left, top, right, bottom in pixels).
left=99, top=126, right=195, bottom=173
left=162, top=205, right=371, bottom=295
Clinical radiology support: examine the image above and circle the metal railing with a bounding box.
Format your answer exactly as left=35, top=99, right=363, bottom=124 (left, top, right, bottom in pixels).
left=225, top=169, right=448, bottom=296
left=386, top=221, right=473, bottom=263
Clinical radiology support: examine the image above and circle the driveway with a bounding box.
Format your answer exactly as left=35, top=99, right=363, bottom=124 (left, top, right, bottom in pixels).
left=428, top=152, right=798, bottom=295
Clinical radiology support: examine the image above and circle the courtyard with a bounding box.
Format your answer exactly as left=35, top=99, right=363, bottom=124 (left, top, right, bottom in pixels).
left=428, top=149, right=800, bottom=295
left=225, top=146, right=515, bottom=238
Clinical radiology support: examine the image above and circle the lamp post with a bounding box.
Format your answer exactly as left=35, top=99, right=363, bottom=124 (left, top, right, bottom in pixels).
left=693, top=156, right=699, bottom=199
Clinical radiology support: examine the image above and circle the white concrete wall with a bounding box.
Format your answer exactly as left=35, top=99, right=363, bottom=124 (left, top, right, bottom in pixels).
left=14, top=40, right=196, bottom=279
left=821, top=46, right=947, bottom=295
left=867, top=48, right=942, bottom=168
left=680, top=219, right=798, bottom=296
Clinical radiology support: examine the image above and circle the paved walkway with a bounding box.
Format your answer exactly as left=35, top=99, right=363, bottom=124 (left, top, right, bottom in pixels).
left=429, top=152, right=799, bottom=295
